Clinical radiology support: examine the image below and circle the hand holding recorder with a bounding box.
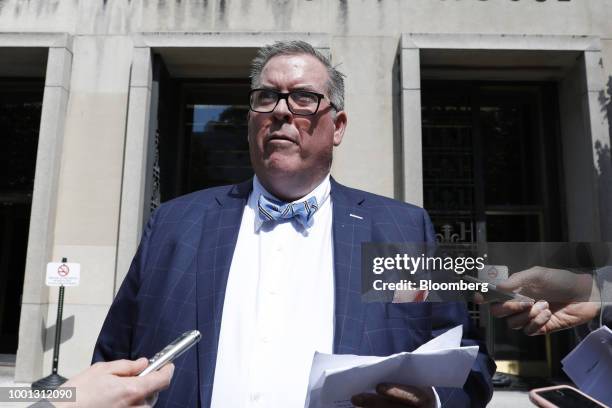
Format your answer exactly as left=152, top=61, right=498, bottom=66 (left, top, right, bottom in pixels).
left=488, top=267, right=601, bottom=336
left=53, top=358, right=174, bottom=408
left=53, top=330, right=200, bottom=407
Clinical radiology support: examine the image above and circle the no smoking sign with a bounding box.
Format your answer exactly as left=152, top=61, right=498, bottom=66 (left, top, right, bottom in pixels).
left=46, top=262, right=80, bottom=287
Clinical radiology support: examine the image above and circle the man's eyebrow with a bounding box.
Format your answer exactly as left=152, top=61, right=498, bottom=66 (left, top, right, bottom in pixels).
left=291, top=85, right=319, bottom=92
left=260, top=85, right=320, bottom=92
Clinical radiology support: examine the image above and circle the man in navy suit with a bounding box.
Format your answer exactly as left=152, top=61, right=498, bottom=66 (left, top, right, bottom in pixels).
left=93, top=40, right=495, bottom=407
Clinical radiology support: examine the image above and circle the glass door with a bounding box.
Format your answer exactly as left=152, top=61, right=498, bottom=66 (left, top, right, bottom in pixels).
left=155, top=74, right=253, bottom=203
left=0, top=80, right=43, bottom=355
left=422, top=81, right=568, bottom=382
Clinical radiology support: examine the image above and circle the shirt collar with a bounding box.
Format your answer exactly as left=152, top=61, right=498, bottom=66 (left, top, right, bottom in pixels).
left=251, top=174, right=331, bottom=232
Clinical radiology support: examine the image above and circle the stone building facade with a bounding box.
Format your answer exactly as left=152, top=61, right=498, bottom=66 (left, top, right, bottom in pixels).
left=0, top=0, right=610, bottom=382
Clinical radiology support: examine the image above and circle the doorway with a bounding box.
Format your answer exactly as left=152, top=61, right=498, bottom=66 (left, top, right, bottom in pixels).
left=0, top=79, right=43, bottom=355
left=421, top=81, right=570, bottom=379
left=152, top=55, right=253, bottom=204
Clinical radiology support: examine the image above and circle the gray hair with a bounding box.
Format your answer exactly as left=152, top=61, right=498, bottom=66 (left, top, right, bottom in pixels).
left=250, top=40, right=345, bottom=111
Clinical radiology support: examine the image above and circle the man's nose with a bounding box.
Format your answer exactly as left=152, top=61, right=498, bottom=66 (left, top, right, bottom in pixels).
left=272, top=97, right=293, bottom=121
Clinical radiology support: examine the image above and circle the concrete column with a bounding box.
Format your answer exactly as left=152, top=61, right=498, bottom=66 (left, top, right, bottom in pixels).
left=558, top=47, right=608, bottom=242
left=115, top=47, right=153, bottom=291
left=331, top=36, right=398, bottom=199
left=584, top=47, right=612, bottom=240
left=42, top=35, right=133, bottom=378
left=400, top=37, right=423, bottom=206
left=599, top=40, right=612, bottom=241
left=15, top=44, right=72, bottom=382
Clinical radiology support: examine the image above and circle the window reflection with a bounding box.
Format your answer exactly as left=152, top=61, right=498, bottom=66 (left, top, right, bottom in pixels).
left=186, top=103, right=251, bottom=190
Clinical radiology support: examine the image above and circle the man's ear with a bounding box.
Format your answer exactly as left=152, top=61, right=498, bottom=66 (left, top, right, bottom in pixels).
left=333, top=111, right=348, bottom=146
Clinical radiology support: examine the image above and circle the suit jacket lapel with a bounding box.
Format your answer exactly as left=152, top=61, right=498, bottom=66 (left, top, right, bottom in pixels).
left=196, top=179, right=252, bottom=407
left=331, top=179, right=372, bottom=354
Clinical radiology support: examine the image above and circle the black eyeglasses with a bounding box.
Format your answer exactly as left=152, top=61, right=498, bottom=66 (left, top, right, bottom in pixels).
left=249, top=88, right=338, bottom=116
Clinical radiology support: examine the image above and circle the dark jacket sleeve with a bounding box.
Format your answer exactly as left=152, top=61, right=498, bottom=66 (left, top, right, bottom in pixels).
left=92, top=210, right=158, bottom=363
left=603, top=305, right=612, bottom=329
left=422, top=210, right=496, bottom=407
left=431, top=302, right=496, bottom=407
left=597, top=266, right=612, bottom=329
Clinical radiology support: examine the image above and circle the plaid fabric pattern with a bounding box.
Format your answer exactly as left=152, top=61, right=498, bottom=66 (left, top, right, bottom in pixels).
left=93, top=178, right=495, bottom=408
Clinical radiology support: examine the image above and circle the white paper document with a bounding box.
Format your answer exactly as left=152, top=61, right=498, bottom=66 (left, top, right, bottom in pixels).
left=304, top=325, right=479, bottom=408
left=562, top=326, right=612, bottom=406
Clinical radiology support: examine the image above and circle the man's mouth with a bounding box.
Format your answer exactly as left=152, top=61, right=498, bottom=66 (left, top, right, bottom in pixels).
left=267, top=134, right=298, bottom=144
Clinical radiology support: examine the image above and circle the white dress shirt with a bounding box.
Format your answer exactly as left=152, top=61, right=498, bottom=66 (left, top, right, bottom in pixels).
left=211, top=175, right=335, bottom=407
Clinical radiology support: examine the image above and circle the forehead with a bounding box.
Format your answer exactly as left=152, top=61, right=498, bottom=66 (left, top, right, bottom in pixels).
left=260, top=53, right=329, bottom=90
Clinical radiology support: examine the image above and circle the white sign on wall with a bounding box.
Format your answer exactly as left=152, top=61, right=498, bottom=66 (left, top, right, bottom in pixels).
left=46, top=262, right=80, bottom=287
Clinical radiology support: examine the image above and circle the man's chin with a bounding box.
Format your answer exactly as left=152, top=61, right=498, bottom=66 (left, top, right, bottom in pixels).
left=262, top=163, right=302, bottom=179
left=260, top=153, right=302, bottom=173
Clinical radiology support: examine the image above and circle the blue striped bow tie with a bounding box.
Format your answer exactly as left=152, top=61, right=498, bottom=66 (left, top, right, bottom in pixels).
left=257, top=194, right=319, bottom=229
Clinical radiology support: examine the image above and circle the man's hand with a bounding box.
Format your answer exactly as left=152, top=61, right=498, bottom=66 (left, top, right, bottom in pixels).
left=488, top=267, right=601, bottom=335
left=55, top=358, right=174, bottom=408
left=351, top=383, right=436, bottom=408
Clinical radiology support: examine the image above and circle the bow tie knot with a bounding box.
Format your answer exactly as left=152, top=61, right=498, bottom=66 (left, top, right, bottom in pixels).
left=258, top=195, right=319, bottom=229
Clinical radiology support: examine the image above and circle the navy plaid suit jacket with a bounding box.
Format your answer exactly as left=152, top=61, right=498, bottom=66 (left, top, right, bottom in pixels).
left=93, top=178, right=495, bottom=407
